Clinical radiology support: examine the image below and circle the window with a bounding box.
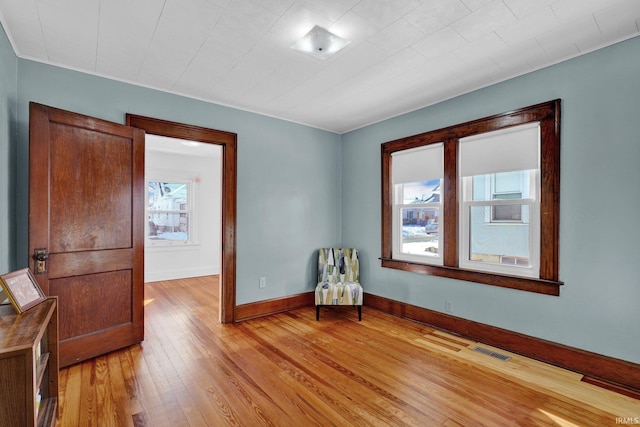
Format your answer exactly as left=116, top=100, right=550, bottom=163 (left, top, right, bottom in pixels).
left=381, top=100, right=562, bottom=295
left=458, top=123, right=539, bottom=278
left=146, top=180, right=193, bottom=245
left=392, top=144, right=443, bottom=264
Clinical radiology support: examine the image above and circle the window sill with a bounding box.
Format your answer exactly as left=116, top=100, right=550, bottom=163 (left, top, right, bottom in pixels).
left=380, top=258, right=562, bottom=296
left=145, top=243, right=201, bottom=252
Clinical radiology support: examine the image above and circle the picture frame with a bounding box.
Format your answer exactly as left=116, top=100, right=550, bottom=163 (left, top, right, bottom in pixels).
left=0, top=268, right=46, bottom=314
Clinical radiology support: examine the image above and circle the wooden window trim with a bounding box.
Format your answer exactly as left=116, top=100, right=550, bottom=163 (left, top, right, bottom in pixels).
left=381, top=100, right=562, bottom=296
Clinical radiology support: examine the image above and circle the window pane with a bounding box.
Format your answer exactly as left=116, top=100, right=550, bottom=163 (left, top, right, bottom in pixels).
left=469, top=205, right=530, bottom=267
left=401, top=207, right=439, bottom=257
left=472, top=171, right=529, bottom=202
left=470, top=171, right=528, bottom=222
left=402, top=179, right=440, bottom=204
left=147, top=181, right=190, bottom=242
left=148, top=212, right=189, bottom=241
left=148, top=182, right=188, bottom=209
left=494, top=171, right=523, bottom=193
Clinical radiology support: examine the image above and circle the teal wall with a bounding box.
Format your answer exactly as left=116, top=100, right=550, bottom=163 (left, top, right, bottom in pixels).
left=342, top=36, right=640, bottom=364
left=0, top=24, right=17, bottom=275
left=8, top=43, right=342, bottom=306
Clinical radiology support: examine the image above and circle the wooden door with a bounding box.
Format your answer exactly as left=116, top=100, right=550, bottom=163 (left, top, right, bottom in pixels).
left=28, top=102, right=145, bottom=367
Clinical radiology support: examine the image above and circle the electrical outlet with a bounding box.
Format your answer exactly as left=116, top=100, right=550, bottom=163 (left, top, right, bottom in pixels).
left=445, top=300, right=453, bottom=313
left=259, top=277, right=266, bottom=288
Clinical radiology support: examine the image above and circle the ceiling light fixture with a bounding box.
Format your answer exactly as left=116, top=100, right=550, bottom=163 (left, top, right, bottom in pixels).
left=291, top=25, right=350, bottom=60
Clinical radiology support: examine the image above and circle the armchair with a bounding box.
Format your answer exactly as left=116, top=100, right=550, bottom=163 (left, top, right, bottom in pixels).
left=315, top=248, right=363, bottom=321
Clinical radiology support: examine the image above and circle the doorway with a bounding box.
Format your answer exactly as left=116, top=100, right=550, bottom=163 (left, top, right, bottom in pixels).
left=126, top=114, right=237, bottom=323
left=145, top=134, right=221, bottom=283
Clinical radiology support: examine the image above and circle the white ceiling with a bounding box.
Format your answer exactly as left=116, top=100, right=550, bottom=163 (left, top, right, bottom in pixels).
left=1, top=0, right=638, bottom=134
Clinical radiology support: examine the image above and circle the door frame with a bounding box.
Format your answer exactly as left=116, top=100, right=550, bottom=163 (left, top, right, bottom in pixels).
left=126, top=114, right=237, bottom=323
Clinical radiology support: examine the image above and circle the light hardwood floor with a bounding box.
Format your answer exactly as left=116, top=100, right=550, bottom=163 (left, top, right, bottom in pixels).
left=56, top=276, right=639, bottom=426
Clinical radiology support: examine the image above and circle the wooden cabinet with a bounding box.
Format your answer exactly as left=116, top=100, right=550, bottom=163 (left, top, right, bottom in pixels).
left=0, top=297, right=58, bottom=427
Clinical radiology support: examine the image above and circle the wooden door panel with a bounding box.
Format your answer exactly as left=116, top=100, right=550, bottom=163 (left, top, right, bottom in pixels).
left=49, top=124, right=133, bottom=252
left=29, top=102, right=144, bottom=367
left=47, top=249, right=133, bottom=278
left=51, top=271, right=132, bottom=340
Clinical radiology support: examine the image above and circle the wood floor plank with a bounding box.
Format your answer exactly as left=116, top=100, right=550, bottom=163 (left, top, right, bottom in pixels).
left=118, top=347, right=146, bottom=417
left=93, top=353, right=133, bottom=427
left=57, top=362, right=81, bottom=424
left=78, top=360, right=97, bottom=425
left=56, top=276, right=640, bottom=426
left=126, top=344, right=163, bottom=415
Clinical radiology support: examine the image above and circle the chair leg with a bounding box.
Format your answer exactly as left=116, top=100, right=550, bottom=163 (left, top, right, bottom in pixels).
left=316, top=305, right=320, bottom=321
left=358, top=305, right=362, bottom=321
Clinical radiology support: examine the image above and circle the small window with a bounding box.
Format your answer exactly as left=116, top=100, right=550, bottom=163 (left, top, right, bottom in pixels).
left=146, top=180, right=193, bottom=245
